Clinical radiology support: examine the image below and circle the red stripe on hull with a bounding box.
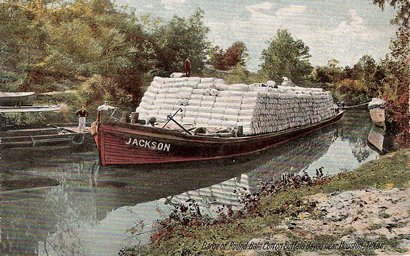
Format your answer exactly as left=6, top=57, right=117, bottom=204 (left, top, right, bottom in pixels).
left=94, top=112, right=344, bottom=166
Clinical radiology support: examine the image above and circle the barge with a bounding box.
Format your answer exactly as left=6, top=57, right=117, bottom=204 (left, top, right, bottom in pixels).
left=92, top=77, right=343, bottom=166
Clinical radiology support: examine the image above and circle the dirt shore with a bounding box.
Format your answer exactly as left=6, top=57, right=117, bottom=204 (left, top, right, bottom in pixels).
left=125, top=149, right=410, bottom=256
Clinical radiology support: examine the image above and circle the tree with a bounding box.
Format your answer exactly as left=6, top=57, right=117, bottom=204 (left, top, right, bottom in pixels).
left=153, top=9, right=210, bottom=76
left=224, top=41, right=248, bottom=68
left=0, top=1, right=42, bottom=90
left=209, top=46, right=226, bottom=70
left=373, top=0, right=409, bottom=146
left=260, top=29, right=312, bottom=83
left=209, top=41, right=248, bottom=71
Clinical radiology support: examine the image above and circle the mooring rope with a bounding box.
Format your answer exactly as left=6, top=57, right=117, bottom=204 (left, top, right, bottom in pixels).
left=339, top=101, right=371, bottom=109
left=71, top=133, right=85, bottom=145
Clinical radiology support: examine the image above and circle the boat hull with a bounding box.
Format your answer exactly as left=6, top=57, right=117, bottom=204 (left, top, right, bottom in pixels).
left=94, top=112, right=344, bottom=166
left=0, top=92, right=36, bottom=106
left=0, top=127, right=80, bottom=149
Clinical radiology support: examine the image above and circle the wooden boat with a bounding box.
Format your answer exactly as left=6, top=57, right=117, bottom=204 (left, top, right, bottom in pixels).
left=0, top=127, right=83, bottom=149
left=368, top=98, right=386, bottom=127
left=0, top=92, right=36, bottom=106
left=92, top=111, right=344, bottom=166
left=0, top=105, right=62, bottom=113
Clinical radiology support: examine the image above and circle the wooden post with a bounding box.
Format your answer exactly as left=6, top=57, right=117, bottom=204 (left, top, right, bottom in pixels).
left=131, top=112, right=139, bottom=124
left=120, top=110, right=130, bottom=123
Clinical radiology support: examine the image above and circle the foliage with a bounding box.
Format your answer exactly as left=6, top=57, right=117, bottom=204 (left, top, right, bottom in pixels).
left=79, top=74, right=133, bottom=110
left=260, top=29, right=313, bottom=83
left=209, top=41, right=248, bottom=71
left=335, top=79, right=369, bottom=104
left=373, top=0, right=409, bottom=146
left=151, top=9, right=210, bottom=76
left=0, top=1, right=212, bottom=118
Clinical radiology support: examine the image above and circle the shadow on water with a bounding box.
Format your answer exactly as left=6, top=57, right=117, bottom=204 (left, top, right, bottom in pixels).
left=0, top=110, right=380, bottom=255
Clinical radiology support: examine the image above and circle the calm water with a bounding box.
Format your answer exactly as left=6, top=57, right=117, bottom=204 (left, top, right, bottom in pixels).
left=0, top=110, right=380, bottom=255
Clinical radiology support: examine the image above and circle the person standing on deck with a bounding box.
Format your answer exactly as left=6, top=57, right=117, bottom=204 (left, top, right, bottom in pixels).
left=76, top=105, right=89, bottom=133
left=184, top=58, right=191, bottom=77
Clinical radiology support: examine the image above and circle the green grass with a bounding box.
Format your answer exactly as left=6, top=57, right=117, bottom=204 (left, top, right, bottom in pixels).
left=125, top=149, right=409, bottom=256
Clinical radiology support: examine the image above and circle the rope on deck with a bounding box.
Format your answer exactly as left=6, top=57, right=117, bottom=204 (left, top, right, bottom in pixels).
left=71, top=133, right=85, bottom=145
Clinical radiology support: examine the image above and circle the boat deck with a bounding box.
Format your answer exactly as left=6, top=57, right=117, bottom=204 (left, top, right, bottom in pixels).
left=0, top=125, right=90, bottom=148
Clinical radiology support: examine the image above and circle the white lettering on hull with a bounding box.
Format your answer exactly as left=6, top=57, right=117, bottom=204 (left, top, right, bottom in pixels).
left=125, top=137, right=171, bottom=152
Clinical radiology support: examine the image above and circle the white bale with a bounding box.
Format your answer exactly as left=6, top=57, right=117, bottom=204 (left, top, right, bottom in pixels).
left=182, top=81, right=198, bottom=88
left=225, top=108, right=240, bottom=116
left=230, top=84, right=249, bottom=91
left=238, top=116, right=253, bottom=122
left=239, top=109, right=254, bottom=115
left=214, top=102, right=227, bottom=108
left=196, top=118, right=209, bottom=126
left=224, top=102, right=241, bottom=109
left=202, top=95, right=216, bottom=102
left=178, top=99, right=189, bottom=106
left=266, top=80, right=276, bottom=88
left=243, top=127, right=252, bottom=135
left=197, top=83, right=214, bottom=89
left=222, top=120, right=238, bottom=127
left=215, top=83, right=230, bottom=90
left=241, top=98, right=258, bottom=105
left=190, top=94, right=203, bottom=100
left=163, top=98, right=178, bottom=104
left=211, top=112, right=224, bottom=120
left=182, top=117, right=196, bottom=124
left=188, top=76, right=201, bottom=82
left=192, top=89, right=207, bottom=95
left=153, top=76, right=166, bottom=83
left=217, top=91, right=230, bottom=98
left=170, top=72, right=185, bottom=78
left=167, top=88, right=180, bottom=94
left=212, top=108, right=225, bottom=114
left=198, top=106, right=212, bottom=114
left=230, top=91, right=243, bottom=97
left=210, top=88, right=219, bottom=96
left=189, top=99, right=202, bottom=106
left=200, top=101, right=214, bottom=108
left=208, top=119, right=223, bottom=126
left=242, top=91, right=259, bottom=98
left=218, top=96, right=242, bottom=103
left=158, top=109, right=172, bottom=116
left=224, top=114, right=239, bottom=122
left=200, top=77, right=215, bottom=83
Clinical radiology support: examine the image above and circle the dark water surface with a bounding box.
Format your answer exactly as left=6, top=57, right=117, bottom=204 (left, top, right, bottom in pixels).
left=0, top=110, right=380, bottom=255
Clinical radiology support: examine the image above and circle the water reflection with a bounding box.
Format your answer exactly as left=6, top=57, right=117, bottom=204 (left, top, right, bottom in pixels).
left=0, top=110, right=380, bottom=255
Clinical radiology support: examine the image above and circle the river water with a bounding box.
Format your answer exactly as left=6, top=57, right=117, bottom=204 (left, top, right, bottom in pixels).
left=0, top=110, right=381, bottom=255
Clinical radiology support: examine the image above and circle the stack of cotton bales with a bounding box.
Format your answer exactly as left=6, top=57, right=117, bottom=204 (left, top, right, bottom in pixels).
left=136, top=77, right=336, bottom=135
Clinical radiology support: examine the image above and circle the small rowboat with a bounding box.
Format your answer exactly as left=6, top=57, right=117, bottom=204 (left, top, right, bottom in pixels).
left=0, top=92, right=36, bottom=106
left=0, top=127, right=83, bottom=148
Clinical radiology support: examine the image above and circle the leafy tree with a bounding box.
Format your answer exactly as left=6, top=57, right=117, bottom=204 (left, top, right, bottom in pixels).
left=373, top=0, right=409, bottom=146
left=224, top=41, right=248, bottom=68
left=209, top=46, right=226, bottom=70
left=152, top=9, right=210, bottom=76
left=40, top=0, right=136, bottom=77
left=312, top=59, right=343, bottom=84
left=260, top=29, right=313, bottom=83
left=0, top=1, right=42, bottom=90
left=209, top=41, right=248, bottom=71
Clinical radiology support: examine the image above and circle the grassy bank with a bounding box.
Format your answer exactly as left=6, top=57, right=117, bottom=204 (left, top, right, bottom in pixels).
left=125, top=149, right=409, bottom=255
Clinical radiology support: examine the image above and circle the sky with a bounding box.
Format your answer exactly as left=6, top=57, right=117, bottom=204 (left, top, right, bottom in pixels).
left=117, top=0, right=397, bottom=71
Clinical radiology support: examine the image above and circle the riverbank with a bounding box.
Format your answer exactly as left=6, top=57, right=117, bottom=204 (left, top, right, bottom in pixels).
left=124, top=149, right=409, bottom=256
